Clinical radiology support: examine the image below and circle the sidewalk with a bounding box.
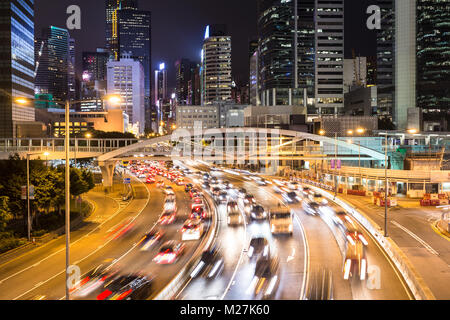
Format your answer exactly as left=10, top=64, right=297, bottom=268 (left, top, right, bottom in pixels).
left=0, top=183, right=127, bottom=266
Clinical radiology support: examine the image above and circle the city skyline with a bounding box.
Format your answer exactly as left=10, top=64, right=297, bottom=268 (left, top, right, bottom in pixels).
left=34, top=0, right=376, bottom=90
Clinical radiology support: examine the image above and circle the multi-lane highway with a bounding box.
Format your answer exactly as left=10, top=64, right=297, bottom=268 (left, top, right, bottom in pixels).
left=178, top=163, right=412, bottom=300
left=0, top=160, right=415, bottom=300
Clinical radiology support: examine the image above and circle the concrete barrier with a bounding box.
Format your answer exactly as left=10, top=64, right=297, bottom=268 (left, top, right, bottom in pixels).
left=306, top=183, right=436, bottom=300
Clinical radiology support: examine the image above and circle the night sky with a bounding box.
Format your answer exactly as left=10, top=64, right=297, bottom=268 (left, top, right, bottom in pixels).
left=35, top=0, right=377, bottom=90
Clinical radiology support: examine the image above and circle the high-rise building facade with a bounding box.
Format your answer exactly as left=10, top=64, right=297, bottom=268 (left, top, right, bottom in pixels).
left=257, top=0, right=315, bottom=108
left=395, top=0, right=416, bottom=130
left=105, top=0, right=138, bottom=58
left=175, top=59, right=197, bottom=106
left=201, top=25, right=232, bottom=105
left=154, top=62, right=167, bottom=106
left=314, top=0, right=345, bottom=115
left=187, top=65, right=201, bottom=105
left=35, top=26, right=70, bottom=103
left=0, top=0, right=35, bottom=138
left=117, top=8, right=151, bottom=99
left=376, top=0, right=395, bottom=119
left=81, top=49, right=109, bottom=100
left=107, top=53, right=145, bottom=135
left=416, top=0, right=450, bottom=114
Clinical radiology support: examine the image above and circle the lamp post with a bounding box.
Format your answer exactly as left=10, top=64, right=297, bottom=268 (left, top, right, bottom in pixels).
left=16, top=94, right=121, bottom=300
left=319, top=129, right=338, bottom=197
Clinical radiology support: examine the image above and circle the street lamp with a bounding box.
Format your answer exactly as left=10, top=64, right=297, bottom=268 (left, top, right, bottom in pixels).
left=44, top=152, right=50, bottom=167
left=319, top=129, right=338, bottom=198
left=16, top=94, right=121, bottom=300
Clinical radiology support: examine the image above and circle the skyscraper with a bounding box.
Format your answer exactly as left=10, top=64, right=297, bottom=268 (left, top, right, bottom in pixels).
left=35, top=26, right=70, bottom=103
left=105, top=0, right=138, bottom=58
left=315, top=0, right=345, bottom=115
left=0, top=0, right=35, bottom=138
left=155, top=62, right=167, bottom=106
left=117, top=8, right=151, bottom=99
left=416, top=0, right=450, bottom=115
left=175, top=59, right=197, bottom=106
left=395, top=0, right=416, bottom=130
left=201, top=25, right=232, bottom=105
left=256, top=0, right=315, bottom=108
left=107, top=52, right=145, bottom=135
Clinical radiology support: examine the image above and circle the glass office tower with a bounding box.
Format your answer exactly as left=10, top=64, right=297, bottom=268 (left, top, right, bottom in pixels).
left=0, top=0, right=35, bottom=137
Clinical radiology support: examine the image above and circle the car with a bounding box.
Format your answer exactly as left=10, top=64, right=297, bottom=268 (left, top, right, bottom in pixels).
left=302, top=200, right=320, bottom=216
left=71, top=261, right=119, bottom=298
left=97, top=274, right=153, bottom=300
left=223, top=181, right=233, bottom=189
left=163, top=198, right=177, bottom=212
left=176, top=178, right=185, bottom=186
left=164, top=186, right=174, bottom=195
left=190, top=206, right=208, bottom=220
left=153, top=241, right=185, bottom=264
left=211, top=187, right=221, bottom=197
left=244, top=194, right=256, bottom=205
left=282, top=191, right=301, bottom=204
left=272, top=185, right=283, bottom=194
left=238, top=188, right=247, bottom=198
left=288, top=181, right=300, bottom=190
left=181, top=219, right=204, bottom=241
left=138, top=173, right=146, bottom=179
left=138, top=229, right=165, bottom=251
left=202, top=173, right=210, bottom=181
left=249, top=256, right=280, bottom=299
left=247, top=237, right=270, bottom=259
left=146, top=176, right=155, bottom=184
left=189, top=188, right=201, bottom=198
left=227, top=210, right=244, bottom=226
left=218, top=191, right=228, bottom=203
left=190, top=246, right=224, bottom=279
left=343, top=240, right=367, bottom=281
left=158, top=209, right=176, bottom=225
left=256, top=178, right=268, bottom=186
left=185, top=183, right=193, bottom=192
left=227, top=200, right=238, bottom=213
left=250, top=205, right=268, bottom=221
left=202, top=181, right=211, bottom=190
left=309, top=192, right=327, bottom=205
left=191, top=197, right=205, bottom=209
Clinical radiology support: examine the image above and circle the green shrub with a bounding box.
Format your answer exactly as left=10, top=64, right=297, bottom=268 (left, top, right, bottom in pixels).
left=0, top=237, right=27, bottom=255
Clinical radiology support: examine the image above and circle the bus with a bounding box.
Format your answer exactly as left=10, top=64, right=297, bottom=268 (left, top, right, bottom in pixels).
left=269, top=208, right=293, bottom=236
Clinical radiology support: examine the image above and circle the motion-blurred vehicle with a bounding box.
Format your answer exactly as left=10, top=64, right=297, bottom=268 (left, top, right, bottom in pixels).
left=282, top=191, right=301, bottom=204
left=248, top=255, right=280, bottom=299
left=158, top=209, right=176, bottom=225
left=227, top=210, right=244, bottom=226
left=191, top=197, right=205, bottom=210
left=185, top=183, right=194, bottom=192
left=153, top=241, right=185, bottom=264
left=211, top=187, right=221, bottom=197
left=202, top=181, right=210, bottom=190
left=71, top=261, right=119, bottom=298
left=238, top=188, right=247, bottom=198
left=227, top=200, right=238, bottom=213
left=181, top=219, right=204, bottom=241
left=176, top=178, right=185, bottom=186
left=343, top=240, right=367, bottom=281
left=272, top=185, right=283, bottom=194
left=288, top=181, right=300, bottom=190
left=223, top=181, right=232, bottom=189
left=97, top=274, right=153, bottom=300
left=189, top=188, right=201, bottom=198
left=190, top=205, right=208, bottom=220
left=269, top=208, right=293, bottom=235
left=244, top=194, right=256, bottom=205
left=146, top=176, right=155, bottom=184
left=190, top=246, right=224, bottom=279
left=302, top=200, right=320, bottom=216
left=247, top=237, right=270, bottom=259
left=164, top=186, right=174, bottom=195
left=309, top=192, right=327, bottom=205
left=218, top=191, right=228, bottom=203
left=138, top=229, right=165, bottom=251
left=304, top=268, right=334, bottom=300
left=256, top=178, right=268, bottom=186
left=250, top=205, right=268, bottom=221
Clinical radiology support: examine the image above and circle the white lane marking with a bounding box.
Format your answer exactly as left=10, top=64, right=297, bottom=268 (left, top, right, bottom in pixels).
left=391, top=220, right=439, bottom=256
left=13, top=178, right=150, bottom=300
left=220, top=205, right=247, bottom=300
left=287, top=248, right=296, bottom=263
left=0, top=193, right=127, bottom=285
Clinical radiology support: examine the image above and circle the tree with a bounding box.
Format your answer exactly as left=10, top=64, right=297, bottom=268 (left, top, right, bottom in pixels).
left=0, top=196, right=13, bottom=232
left=81, top=169, right=95, bottom=191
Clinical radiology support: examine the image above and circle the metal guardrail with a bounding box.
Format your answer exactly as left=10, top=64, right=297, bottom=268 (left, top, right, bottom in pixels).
left=304, top=182, right=436, bottom=300
left=153, top=190, right=219, bottom=300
